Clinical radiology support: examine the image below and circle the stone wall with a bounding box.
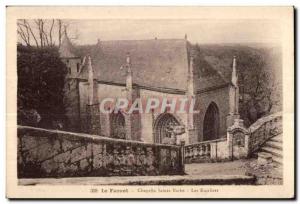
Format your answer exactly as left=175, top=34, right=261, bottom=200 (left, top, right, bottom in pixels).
left=18, top=126, right=184, bottom=178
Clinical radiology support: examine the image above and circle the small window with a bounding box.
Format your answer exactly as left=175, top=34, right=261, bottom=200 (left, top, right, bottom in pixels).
left=77, top=63, right=80, bottom=72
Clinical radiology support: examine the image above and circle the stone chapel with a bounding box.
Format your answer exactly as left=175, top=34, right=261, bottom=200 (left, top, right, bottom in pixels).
left=59, top=32, right=240, bottom=145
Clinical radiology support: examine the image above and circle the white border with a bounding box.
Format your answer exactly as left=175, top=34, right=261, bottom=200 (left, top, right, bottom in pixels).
left=1, top=1, right=298, bottom=203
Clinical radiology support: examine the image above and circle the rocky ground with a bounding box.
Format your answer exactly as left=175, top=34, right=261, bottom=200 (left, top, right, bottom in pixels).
left=244, top=159, right=283, bottom=185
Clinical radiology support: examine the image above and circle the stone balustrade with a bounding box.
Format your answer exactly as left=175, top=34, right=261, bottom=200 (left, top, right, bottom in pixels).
left=227, top=112, right=282, bottom=159
left=184, top=138, right=228, bottom=163
left=185, top=112, right=282, bottom=163
left=247, top=112, right=282, bottom=154
left=18, top=126, right=185, bottom=178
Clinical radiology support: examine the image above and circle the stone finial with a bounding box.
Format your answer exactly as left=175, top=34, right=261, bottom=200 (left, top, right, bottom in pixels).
left=88, top=56, right=93, bottom=74
left=88, top=56, right=94, bottom=105
left=126, top=52, right=131, bottom=65
left=125, top=53, right=133, bottom=91
left=231, top=56, right=238, bottom=86
left=189, top=55, right=194, bottom=75
left=187, top=55, right=195, bottom=96
left=126, top=53, right=132, bottom=75
left=64, top=25, right=68, bottom=36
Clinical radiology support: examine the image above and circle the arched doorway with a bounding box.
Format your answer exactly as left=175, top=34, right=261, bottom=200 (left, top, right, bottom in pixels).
left=154, top=113, right=180, bottom=144
left=203, top=102, right=219, bottom=141
left=111, top=111, right=126, bottom=139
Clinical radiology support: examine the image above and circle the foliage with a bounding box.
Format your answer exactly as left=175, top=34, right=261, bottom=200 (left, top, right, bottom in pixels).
left=192, top=44, right=282, bottom=126
left=17, top=44, right=68, bottom=128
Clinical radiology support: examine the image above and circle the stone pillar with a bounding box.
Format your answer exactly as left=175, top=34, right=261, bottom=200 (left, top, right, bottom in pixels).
left=187, top=55, right=197, bottom=144
left=227, top=130, right=234, bottom=161
left=86, top=104, right=101, bottom=135
left=180, top=140, right=186, bottom=174
left=85, top=56, right=100, bottom=135
left=227, top=118, right=249, bottom=160
left=226, top=56, right=240, bottom=128
left=124, top=53, right=142, bottom=141
left=99, top=112, right=111, bottom=136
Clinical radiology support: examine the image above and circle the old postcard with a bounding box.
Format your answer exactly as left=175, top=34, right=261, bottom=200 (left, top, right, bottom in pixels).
left=6, top=6, right=294, bottom=199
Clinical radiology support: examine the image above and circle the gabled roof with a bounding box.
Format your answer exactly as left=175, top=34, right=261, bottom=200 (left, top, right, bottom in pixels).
left=74, top=39, right=190, bottom=91
left=60, top=37, right=238, bottom=92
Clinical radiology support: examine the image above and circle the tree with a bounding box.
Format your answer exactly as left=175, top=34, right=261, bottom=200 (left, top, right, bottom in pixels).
left=17, top=19, right=78, bottom=47
left=17, top=45, right=68, bottom=128
left=192, top=44, right=282, bottom=127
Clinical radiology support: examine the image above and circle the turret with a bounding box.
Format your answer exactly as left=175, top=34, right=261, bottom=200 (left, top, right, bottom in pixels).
left=59, top=29, right=81, bottom=77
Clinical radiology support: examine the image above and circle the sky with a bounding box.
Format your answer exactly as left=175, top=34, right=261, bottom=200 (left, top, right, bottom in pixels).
left=66, top=19, right=281, bottom=45
left=18, top=19, right=282, bottom=46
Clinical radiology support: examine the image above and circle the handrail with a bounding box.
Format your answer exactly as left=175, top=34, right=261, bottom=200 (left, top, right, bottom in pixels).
left=247, top=112, right=282, bottom=154
left=18, top=125, right=180, bottom=148
left=248, top=112, right=282, bottom=133
left=185, top=137, right=226, bottom=147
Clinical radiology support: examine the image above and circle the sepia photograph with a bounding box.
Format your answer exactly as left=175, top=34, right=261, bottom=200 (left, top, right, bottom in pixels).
left=6, top=6, right=294, bottom=199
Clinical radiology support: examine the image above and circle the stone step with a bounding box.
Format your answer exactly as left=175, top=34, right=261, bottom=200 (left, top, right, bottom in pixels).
left=261, top=146, right=283, bottom=158
left=265, top=141, right=282, bottom=150
left=272, top=155, right=283, bottom=164
left=270, top=136, right=282, bottom=143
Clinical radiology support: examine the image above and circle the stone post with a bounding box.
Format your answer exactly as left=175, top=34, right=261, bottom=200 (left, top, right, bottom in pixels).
left=227, top=130, right=234, bottom=161
left=86, top=56, right=100, bottom=135
left=86, top=104, right=101, bottom=135
left=187, top=54, right=197, bottom=144
left=180, top=140, right=186, bottom=174
left=244, top=132, right=250, bottom=157
left=227, top=118, right=249, bottom=160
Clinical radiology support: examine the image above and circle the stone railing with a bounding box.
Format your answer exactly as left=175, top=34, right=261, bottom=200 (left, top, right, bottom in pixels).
left=227, top=112, right=282, bottom=159
left=184, top=138, right=228, bottom=163
left=185, top=112, right=282, bottom=163
left=18, top=126, right=185, bottom=178
left=247, top=112, right=282, bottom=154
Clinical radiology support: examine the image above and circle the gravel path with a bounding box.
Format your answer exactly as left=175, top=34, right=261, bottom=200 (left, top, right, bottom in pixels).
left=185, top=160, right=249, bottom=176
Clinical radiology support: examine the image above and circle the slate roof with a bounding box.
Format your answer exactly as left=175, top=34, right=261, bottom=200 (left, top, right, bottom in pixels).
left=59, top=36, right=233, bottom=92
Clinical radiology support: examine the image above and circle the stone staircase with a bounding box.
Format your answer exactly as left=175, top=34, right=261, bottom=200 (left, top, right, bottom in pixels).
left=258, top=134, right=283, bottom=165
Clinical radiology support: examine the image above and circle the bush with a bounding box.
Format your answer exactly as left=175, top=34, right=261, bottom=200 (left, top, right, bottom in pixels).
left=17, top=45, right=67, bottom=129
